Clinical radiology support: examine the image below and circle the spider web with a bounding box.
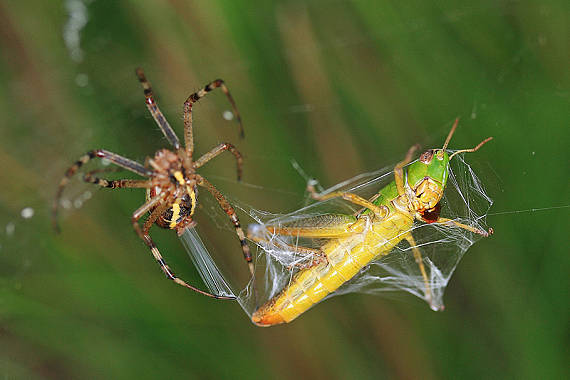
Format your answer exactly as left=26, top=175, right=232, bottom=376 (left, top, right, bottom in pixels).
left=42, top=0, right=566, bottom=328
left=182, top=153, right=493, bottom=318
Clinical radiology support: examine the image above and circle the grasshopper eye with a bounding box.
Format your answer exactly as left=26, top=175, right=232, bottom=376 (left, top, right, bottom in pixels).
left=436, top=149, right=445, bottom=160
left=419, top=150, right=434, bottom=163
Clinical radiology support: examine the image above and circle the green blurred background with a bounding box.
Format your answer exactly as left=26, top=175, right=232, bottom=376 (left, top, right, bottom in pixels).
left=1, top=0, right=568, bottom=378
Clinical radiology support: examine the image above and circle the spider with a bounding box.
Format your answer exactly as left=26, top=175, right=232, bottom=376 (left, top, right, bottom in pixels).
left=52, top=68, right=252, bottom=299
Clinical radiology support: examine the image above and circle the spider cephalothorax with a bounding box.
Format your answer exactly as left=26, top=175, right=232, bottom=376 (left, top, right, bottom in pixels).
left=53, top=68, right=252, bottom=299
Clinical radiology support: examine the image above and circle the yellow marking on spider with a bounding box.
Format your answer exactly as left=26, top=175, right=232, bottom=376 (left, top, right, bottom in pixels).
left=173, top=171, right=186, bottom=185
left=189, top=188, right=197, bottom=215
left=170, top=200, right=181, bottom=229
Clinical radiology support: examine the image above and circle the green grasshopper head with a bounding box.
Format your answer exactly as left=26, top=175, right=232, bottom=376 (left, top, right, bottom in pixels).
left=406, top=119, right=492, bottom=222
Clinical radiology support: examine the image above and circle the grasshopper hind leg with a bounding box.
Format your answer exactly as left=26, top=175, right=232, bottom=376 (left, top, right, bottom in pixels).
left=247, top=214, right=361, bottom=272
left=404, top=234, right=436, bottom=309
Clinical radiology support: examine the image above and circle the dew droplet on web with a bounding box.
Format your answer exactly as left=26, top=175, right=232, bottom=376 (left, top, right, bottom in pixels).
left=21, top=207, right=35, bottom=219
left=6, top=222, right=15, bottom=236
left=222, top=110, right=234, bottom=121
left=75, top=73, right=89, bottom=87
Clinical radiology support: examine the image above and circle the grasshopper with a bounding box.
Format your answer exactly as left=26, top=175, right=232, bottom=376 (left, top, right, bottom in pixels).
left=248, top=119, right=493, bottom=326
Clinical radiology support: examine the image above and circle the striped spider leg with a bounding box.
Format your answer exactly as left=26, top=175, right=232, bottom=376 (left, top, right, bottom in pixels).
left=53, top=68, right=253, bottom=299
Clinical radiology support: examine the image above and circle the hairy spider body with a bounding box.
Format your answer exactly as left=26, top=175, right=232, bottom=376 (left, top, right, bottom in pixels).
left=53, top=69, right=252, bottom=299
left=146, top=149, right=198, bottom=233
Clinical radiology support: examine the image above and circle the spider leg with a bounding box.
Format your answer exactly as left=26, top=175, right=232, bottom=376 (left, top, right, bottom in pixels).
left=83, top=168, right=151, bottom=189
left=183, top=79, right=244, bottom=157
left=135, top=68, right=181, bottom=149
left=53, top=149, right=151, bottom=232
left=141, top=194, right=172, bottom=235
left=132, top=194, right=234, bottom=300
left=195, top=174, right=254, bottom=276
left=193, top=143, right=244, bottom=181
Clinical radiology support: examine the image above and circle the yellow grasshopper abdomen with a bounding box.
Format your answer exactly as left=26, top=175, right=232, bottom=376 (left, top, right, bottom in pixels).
left=252, top=211, right=414, bottom=326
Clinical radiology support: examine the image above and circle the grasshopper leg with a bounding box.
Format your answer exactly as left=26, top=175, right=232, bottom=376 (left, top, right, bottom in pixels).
left=260, top=215, right=364, bottom=239
left=435, top=217, right=493, bottom=237
left=394, top=144, right=421, bottom=195
left=306, top=183, right=389, bottom=220
left=404, top=234, right=433, bottom=307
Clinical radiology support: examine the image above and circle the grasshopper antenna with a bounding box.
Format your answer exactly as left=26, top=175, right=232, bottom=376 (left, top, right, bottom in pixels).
left=449, top=137, right=493, bottom=160
left=442, top=117, right=460, bottom=151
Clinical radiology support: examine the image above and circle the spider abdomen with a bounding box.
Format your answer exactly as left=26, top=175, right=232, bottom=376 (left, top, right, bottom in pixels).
left=155, top=192, right=197, bottom=230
